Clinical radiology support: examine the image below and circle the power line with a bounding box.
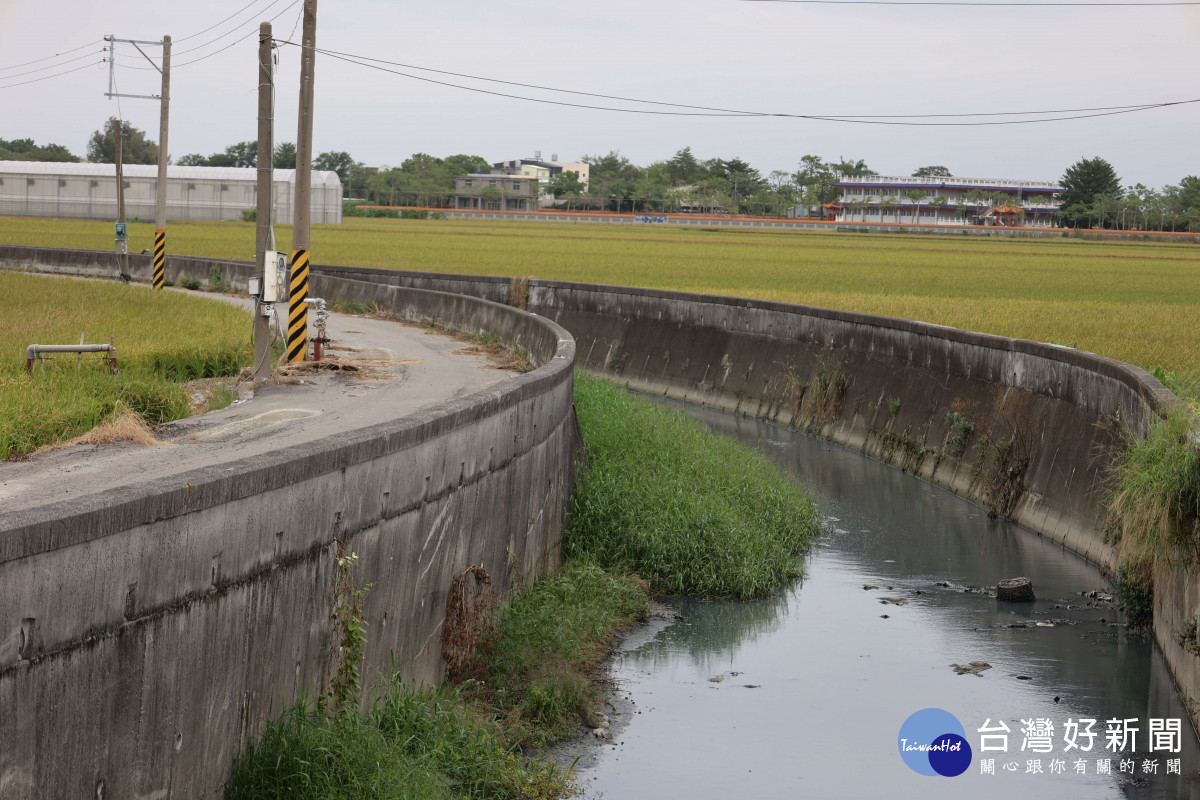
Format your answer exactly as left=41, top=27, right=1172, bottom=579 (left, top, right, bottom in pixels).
left=276, top=41, right=1200, bottom=126
left=289, top=44, right=1198, bottom=120
left=175, top=0, right=279, bottom=42
left=742, top=0, right=1200, bottom=5
left=173, top=0, right=291, bottom=55
left=0, top=49, right=105, bottom=80
left=0, top=40, right=102, bottom=72
left=174, top=0, right=301, bottom=67
left=0, top=60, right=104, bottom=90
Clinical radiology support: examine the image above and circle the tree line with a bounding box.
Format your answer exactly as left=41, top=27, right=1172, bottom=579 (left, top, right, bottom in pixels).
left=5, top=120, right=1200, bottom=230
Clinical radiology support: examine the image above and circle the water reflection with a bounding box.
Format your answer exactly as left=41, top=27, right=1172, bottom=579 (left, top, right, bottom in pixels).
left=580, top=400, right=1200, bottom=800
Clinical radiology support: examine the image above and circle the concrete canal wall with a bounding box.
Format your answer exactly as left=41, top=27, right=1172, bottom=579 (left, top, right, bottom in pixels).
left=0, top=248, right=577, bottom=797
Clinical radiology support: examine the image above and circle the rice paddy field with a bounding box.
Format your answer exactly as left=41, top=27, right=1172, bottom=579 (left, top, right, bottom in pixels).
left=1, top=270, right=251, bottom=459
left=3, top=215, right=1199, bottom=373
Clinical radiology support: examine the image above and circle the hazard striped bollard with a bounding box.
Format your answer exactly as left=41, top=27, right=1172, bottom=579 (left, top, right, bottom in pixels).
left=287, top=248, right=309, bottom=362
left=152, top=229, right=166, bottom=289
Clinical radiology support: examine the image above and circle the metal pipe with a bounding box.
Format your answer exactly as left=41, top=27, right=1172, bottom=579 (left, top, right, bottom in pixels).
left=26, top=344, right=118, bottom=374
left=304, top=298, right=328, bottom=361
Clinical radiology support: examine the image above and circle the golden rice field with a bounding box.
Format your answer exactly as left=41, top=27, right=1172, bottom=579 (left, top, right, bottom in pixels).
left=3, top=215, right=1199, bottom=373
left=1, top=270, right=251, bottom=458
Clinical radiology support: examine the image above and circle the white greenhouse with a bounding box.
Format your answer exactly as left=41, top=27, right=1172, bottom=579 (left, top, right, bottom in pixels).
left=0, top=161, right=342, bottom=224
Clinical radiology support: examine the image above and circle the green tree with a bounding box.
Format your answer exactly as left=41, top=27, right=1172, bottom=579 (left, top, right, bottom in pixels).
left=86, top=117, right=159, bottom=164
left=176, top=153, right=207, bottom=166
left=792, top=155, right=838, bottom=206
left=912, top=165, right=952, bottom=178
left=0, top=137, right=80, bottom=162
left=547, top=170, right=586, bottom=199
left=665, top=146, right=702, bottom=185
left=274, top=141, right=297, bottom=169
left=313, top=151, right=362, bottom=196
left=582, top=151, right=642, bottom=211
left=834, top=157, right=874, bottom=178
left=1057, top=157, right=1122, bottom=228
left=904, top=188, right=925, bottom=224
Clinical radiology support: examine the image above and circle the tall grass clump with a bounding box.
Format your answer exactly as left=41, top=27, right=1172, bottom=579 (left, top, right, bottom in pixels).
left=0, top=271, right=251, bottom=458
left=566, top=373, right=821, bottom=597
left=470, top=562, right=648, bottom=747
left=1106, top=406, right=1200, bottom=625
left=227, top=682, right=575, bottom=800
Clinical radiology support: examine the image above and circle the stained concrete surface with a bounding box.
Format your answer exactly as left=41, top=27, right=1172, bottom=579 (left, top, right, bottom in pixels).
left=0, top=292, right=517, bottom=513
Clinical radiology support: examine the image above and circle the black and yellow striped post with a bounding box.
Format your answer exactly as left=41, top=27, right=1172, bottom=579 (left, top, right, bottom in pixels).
left=152, top=228, right=166, bottom=289
left=287, top=248, right=309, bottom=362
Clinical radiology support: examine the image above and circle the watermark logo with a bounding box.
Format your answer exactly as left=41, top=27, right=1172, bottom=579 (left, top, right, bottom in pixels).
left=898, top=708, right=973, bottom=777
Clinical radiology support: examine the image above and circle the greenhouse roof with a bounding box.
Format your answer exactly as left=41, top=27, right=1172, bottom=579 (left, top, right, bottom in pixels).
left=0, top=161, right=341, bottom=186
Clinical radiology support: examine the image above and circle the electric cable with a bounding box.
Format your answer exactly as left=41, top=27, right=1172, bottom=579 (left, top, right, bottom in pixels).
left=742, top=0, right=1200, bottom=6
left=0, top=40, right=102, bottom=72
left=284, top=42, right=1198, bottom=121
left=276, top=42, right=1199, bottom=126
left=0, top=60, right=104, bottom=90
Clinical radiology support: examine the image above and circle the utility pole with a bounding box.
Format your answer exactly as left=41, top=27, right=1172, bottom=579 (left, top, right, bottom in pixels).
left=287, top=0, right=317, bottom=363
left=104, top=34, right=169, bottom=285
left=153, top=36, right=171, bottom=290
left=113, top=118, right=129, bottom=279
left=253, top=22, right=274, bottom=381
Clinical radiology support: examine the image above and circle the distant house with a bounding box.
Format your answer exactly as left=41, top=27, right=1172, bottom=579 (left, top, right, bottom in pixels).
left=831, top=175, right=1062, bottom=227
left=454, top=174, right=538, bottom=211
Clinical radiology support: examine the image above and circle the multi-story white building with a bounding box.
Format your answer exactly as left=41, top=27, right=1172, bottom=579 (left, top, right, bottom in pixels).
left=831, top=175, right=1062, bottom=227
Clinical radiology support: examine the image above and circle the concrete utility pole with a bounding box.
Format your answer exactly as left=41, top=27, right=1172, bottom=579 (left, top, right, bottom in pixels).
left=253, top=22, right=274, bottom=381
left=287, top=0, right=317, bottom=363
left=152, top=36, right=171, bottom=290
left=113, top=118, right=129, bottom=279
left=104, top=34, right=169, bottom=285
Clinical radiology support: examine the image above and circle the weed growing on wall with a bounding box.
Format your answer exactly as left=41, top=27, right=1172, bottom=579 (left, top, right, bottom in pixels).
left=566, top=373, right=821, bottom=597
left=325, top=543, right=372, bottom=714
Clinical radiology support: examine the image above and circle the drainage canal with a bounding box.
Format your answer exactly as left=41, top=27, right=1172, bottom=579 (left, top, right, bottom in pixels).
left=577, top=400, right=1200, bottom=799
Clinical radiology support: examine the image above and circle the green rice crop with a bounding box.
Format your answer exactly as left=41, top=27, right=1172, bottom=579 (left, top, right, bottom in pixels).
left=3, top=216, right=1198, bottom=371
left=566, top=373, right=822, bottom=597
left=2, top=271, right=251, bottom=458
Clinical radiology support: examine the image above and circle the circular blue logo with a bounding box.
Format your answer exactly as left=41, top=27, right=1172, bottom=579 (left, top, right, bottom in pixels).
left=898, top=708, right=972, bottom=777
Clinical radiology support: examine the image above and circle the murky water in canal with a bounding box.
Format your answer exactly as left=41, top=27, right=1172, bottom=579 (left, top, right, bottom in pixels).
left=577, top=401, right=1200, bottom=799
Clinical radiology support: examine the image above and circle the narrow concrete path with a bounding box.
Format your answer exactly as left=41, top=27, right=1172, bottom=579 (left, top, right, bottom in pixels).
left=0, top=293, right=518, bottom=513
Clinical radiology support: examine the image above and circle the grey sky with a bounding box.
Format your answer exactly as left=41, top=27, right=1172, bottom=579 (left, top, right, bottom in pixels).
left=3, top=0, right=1198, bottom=188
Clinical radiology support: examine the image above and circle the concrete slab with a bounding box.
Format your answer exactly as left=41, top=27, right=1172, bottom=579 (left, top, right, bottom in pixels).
left=0, top=293, right=518, bottom=514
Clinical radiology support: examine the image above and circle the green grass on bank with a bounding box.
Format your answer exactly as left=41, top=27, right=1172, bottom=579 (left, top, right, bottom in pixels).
left=566, top=373, right=822, bottom=597
left=2, top=271, right=251, bottom=458
left=226, top=564, right=647, bottom=800
left=226, top=682, right=575, bottom=800
left=470, top=562, right=649, bottom=748
left=3, top=215, right=1199, bottom=371
left=230, top=375, right=820, bottom=797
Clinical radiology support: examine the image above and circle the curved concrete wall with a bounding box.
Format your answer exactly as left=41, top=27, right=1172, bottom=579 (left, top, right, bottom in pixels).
left=2, top=245, right=1198, bottom=782
left=0, top=256, right=577, bottom=797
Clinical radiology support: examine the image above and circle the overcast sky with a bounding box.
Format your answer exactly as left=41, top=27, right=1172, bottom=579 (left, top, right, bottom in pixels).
left=3, top=0, right=1198, bottom=188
